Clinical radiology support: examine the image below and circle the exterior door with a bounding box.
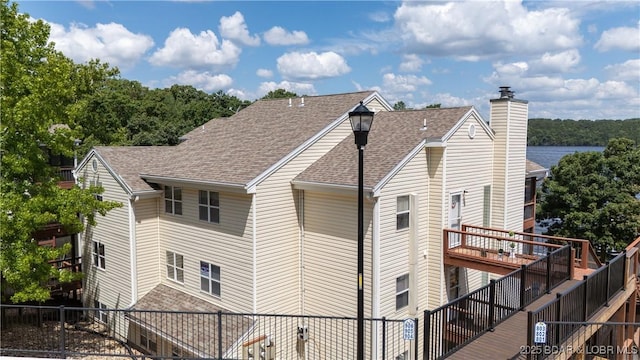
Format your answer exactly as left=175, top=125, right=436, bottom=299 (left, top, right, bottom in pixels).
left=448, top=193, right=462, bottom=248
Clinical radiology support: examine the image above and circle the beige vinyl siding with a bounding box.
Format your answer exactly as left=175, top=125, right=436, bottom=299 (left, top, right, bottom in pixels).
left=158, top=188, right=254, bottom=312
left=77, top=154, right=132, bottom=309
left=503, top=101, right=528, bottom=232
left=135, top=198, right=160, bottom=299
left=302, top=191, right=373, bottom=317
left=444, top=114, right=496, bottom=293
left=254, top=98, right=388, bottom=314
left=426, top=147, right=444, bottom=310
left=490, top=102, right=508, bottom=229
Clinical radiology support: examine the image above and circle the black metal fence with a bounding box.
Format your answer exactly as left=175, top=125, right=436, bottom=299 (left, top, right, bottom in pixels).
left=0, top=305, right=417, bottom=359
left=526, top=251, right=629, bottom=360
left=423, top=246, right=572, bottom=359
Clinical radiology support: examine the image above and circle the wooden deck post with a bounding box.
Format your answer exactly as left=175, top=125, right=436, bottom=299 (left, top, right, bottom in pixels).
left=423, top=310, right=431, bottom=360
left=581, top=243, right=588, bottom=269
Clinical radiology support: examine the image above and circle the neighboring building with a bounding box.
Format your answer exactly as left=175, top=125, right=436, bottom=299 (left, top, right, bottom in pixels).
left=523, top=159, right=548, bottom=233
left=74, top=88, right=530, bottom=357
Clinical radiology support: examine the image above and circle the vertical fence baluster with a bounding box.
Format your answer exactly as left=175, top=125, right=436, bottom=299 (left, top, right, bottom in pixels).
left=488, top=280, right=496, bottom=331
left=217, top=310, right=222, bottom=360
left=59, top=305, right=65, bottom=358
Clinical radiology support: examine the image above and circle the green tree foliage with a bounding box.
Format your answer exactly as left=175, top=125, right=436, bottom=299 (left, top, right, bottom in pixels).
left=425, top=103, right=441, bottom=108
left=393, top=101, right=406, bottom=110
left=538, top=138, right=640, bottom=258
left=261, top=89, right=298, bottom=99
left=0, top=0, right=121, bottom=302
left=528, top=118, right=640, bottom=146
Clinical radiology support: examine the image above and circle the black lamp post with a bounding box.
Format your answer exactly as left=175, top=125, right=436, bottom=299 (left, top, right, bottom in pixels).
left=349, top=101, right=374, bottom=360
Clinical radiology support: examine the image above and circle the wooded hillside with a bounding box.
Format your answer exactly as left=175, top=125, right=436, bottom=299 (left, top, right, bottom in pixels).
left=528, top=118, right=640, bottom=146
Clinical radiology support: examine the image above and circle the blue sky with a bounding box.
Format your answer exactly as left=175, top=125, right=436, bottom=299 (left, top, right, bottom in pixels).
left=18, top=0, right=640, bottom=120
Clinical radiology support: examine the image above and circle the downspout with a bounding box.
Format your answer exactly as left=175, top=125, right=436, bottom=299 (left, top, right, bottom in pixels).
left=126, top=196, right=138, bottom=309
left=252, top=193, right=257, bottom=314
left=440, top=147, right=447, bottom=305
left=409, top=193, right=418, bottom=316
left=371, top=197, right=380, bottom=360
left=299, top=190, right=305, bottom=315
left=425, top=148, right=431, bottom=309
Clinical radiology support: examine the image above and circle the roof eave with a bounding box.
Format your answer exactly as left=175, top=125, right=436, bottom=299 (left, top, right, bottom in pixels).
left=140, top=174, right=249, bottom=194
left=292, top=180, right=374, bottom=198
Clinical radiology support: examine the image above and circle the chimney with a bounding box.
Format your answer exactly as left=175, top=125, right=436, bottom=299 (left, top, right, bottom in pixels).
left=489, top=86, right=529, bottom=232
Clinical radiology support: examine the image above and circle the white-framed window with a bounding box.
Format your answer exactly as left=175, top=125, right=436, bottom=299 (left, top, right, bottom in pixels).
left=93, top=300, right=108, bottom=323
left=90, top=179, right=103, bottom=201
left=396, top=195, right=410, bottom=230
left=200, top=261, right=221, bottom=297
left=140, top=327, right=158, bottom=353
left=166, top=251, right=184, bottom=283
left=199, top=190, right=220, bottom=223
left=92, top=240, right=106, bottom=269
left=164, top=186, right=182, bottom=215
left=396, top=274, right=409, bottom=310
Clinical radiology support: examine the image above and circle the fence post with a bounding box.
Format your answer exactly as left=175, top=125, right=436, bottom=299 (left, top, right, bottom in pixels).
left=414, top=317, right=419, bottom=360
left=520, top=264, right=527, bottom=310
left=622, top=251, right=627, bottom=291
left=59, top=305, right=66, bottom=359
left=217, top=310, right=223, bottom=360
left=423, top=310, right=430, bottom=360
left=526, top=311, right=533, bottom=360
left=583, top=275, right=589, bottom=321
left=546, top=251, right=552, bottom=294
left=605, top=261, right=611, bottom=307
left=488, top=279, right=496, bottom=331
left=382, top=316, right=386, bottom=360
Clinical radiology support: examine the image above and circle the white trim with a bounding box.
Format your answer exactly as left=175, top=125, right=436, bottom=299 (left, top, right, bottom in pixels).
left=441, top=107, right=494, bottom=143
left=440, top=147, right=447, bottom=305
left=247, top=92, right=391, bottom=190
left=372, top=197, right=381, bottom=358
left=372, top=140, right=426, bottom=197
left=408, top=193, right=418, bottom=316
left=252, top=193, right=257, bottom=313
left=299, top=190, right=305, bottom=316
left=503, top=101, right=511, bottom=228
left=141, top=175, right=247, bottom=193
left=76, top=149, right=133, bottom=195
left=291, top=180, right=374, bottom=196
left=126, top=198, right=138, bottom=308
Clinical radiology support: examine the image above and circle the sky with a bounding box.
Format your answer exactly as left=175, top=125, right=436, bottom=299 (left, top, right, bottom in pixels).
left=17, top=0, right=640, bottom=120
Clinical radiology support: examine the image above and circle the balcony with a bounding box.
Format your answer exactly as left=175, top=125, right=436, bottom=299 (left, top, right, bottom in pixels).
left=443, top=224, right=602, bottom=278
left=57, top=166, right=75, bottom=189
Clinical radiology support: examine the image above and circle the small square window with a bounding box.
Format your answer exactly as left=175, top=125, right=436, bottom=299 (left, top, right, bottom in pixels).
left=396, top=274, right=409, bottom=310
left=396, top=196, right=410, bottom=230
left=164, top=186, right=182, bottom=215
left=166, top=251, right=184, bottom=283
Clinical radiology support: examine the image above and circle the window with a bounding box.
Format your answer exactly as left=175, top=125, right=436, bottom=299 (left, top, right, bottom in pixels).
left=200, top=261, right=221, bottom=297
left=199, top=191, right=220, bottom=223
left=92, top=241, right=106, bottom=269
left=166, top=251, right=184, bottom=283
left=93, top=300, right=108, bottom=323
left=165, top=186, right=182, bottom=215
left=396, top=274, right=409, bottom=310
left=396, top=196, right=410, bottom=230
left=90, top=179, right=103, bottom=201
left=140, top=328, right=158, bottom=353
left=483, top=185, right=491, bottom=227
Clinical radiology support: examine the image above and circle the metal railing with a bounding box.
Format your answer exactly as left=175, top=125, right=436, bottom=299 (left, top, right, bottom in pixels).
left=0, top=305, right=417, bottom=360
left=526, top=250, right=631, bottom=360
left=423, top=246, right=572, bottom=359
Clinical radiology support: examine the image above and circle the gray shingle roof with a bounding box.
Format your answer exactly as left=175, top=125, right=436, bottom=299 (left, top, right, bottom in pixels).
left=144, top=91, right=376, bottom=186
left=294, top=106, right=473, bottom=189
left=94, top=146, right=174, bottom=192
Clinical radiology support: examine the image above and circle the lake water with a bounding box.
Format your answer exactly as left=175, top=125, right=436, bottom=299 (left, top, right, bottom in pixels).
left=526, top=146, right=605, bottom=169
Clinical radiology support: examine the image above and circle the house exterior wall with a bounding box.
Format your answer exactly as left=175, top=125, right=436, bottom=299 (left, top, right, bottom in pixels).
left=77, top=154, right=132, bottom=309
left=302, top=190, right=373, bottom=317
left=134, top=197, right=160, bottom=299
left=157, top=187, right=254, bottom=313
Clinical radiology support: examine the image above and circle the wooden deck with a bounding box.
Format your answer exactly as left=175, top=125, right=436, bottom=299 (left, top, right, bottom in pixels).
left=447, top=279, right=579, bottom=360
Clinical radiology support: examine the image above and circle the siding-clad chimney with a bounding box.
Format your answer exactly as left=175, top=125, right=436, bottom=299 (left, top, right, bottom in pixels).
left=489, top=86, right=529, bottom=232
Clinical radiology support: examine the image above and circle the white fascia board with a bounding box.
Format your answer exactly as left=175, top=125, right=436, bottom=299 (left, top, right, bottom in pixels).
left=75, top=149, right=134, bottom=195
left=291, top=180, right=375, bottom=197
left=246, top=92, right=391, bottom=191
left=441, top=107, right=495, bottom=143
left=140, top=175, right=248, bottom=194
left=372, top=139, right=426, bottom=197
left=131, top=189, right=164, bottom=200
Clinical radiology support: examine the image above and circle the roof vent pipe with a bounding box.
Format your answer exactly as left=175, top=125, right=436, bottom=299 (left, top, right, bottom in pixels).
left=288, top=98, right=292, bottom=107
left=299, top=97, right=305, bottom=107
left=420, top=118, right=428, bottom=131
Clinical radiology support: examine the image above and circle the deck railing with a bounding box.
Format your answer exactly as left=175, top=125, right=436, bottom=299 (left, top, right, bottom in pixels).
left=0, top=305, right=416, bottom=360
left=445, top=224, right=602, bottom=269
left=525, top=248, right=632, bottom=360
left=424, top=246, right=572, bottom=360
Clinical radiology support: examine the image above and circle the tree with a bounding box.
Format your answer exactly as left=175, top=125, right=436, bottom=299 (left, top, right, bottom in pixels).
left=538, top=138, right=640, bottom=258
left=261, top=89, right=298, bottom=99
left=393, top=101, right=406, bottom=110
left=425, top=103, right=441, bottom=109
left=1, top=0, right=120, bottom=302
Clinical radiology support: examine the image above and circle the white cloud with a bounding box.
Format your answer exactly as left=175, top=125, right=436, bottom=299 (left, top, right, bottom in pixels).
left=394, top=1, right=582, bottom=59
left=415, top=93, right=470, bottom=108
left=369, top=11, right=390, bottom=23
left=595, top=24, right=640, bottom=52
left=256, top=68, right=273, bottom=78
left=47, top=21, right=154, bottom=68
left=399, top=54, right=425, bottom=72
left=604, top=59, right=640, bottom=82
left=277, top=51, right=351, bottom=80
left=149, top=28, right=241, bottom=69
left=166, top=70, right=233, bottom=92
left=219, top=12, right=260, bottom=46
left=263, top=26, right=309, bottom=46
left=257, top=81, right=316, bottom=98
left=382, top=73, right=431, bottom=93
left=529, top=49, right=581, bottom=74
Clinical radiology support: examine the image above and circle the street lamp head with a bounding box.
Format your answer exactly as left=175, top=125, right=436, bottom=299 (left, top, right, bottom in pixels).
left=349, top=101, right=374, bottom=147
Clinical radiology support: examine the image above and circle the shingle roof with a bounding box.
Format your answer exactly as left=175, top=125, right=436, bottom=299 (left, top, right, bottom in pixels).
left=93, top=146, right=174, bottom=192
left=526, top=159, right=548, bottom=178
left=294, top=106, right=473, bottom=189
left=142, top=91, right=377, bottom=186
